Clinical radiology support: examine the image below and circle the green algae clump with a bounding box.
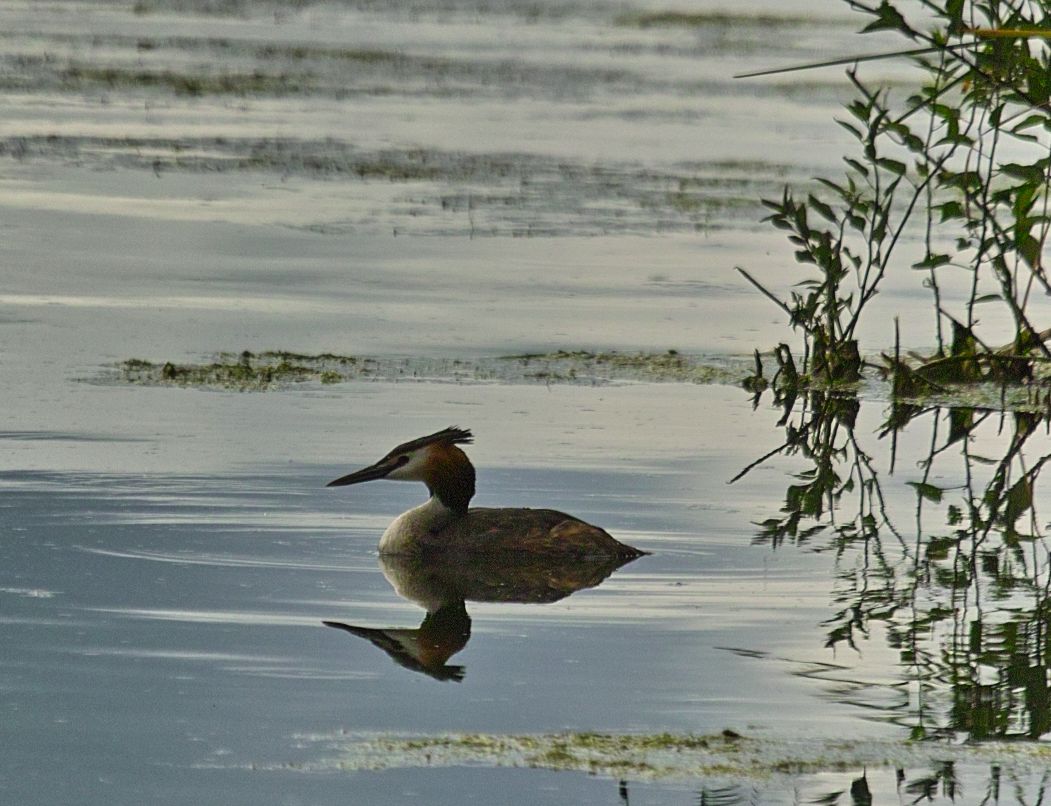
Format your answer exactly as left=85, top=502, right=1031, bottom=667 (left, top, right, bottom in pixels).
left=112, top=349, right=746, bottom=390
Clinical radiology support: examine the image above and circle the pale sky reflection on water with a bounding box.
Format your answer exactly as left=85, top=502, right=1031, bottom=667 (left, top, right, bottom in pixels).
left=3, top=1, right=1051, bottom=804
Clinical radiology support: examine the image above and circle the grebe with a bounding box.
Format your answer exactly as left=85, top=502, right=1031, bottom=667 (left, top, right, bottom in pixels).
left=326, top=426, right=646, bottom=559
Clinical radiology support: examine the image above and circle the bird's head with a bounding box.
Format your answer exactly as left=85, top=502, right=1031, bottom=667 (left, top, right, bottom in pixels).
left=327, top=426, right=476, bottom=513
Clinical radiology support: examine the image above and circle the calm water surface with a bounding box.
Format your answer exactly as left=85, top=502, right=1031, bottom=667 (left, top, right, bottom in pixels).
left=3, top=1, right=1051, bottom=804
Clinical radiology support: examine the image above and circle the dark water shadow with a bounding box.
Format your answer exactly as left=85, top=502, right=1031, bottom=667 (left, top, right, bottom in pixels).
left=736, top=387, right=1051, bottom=741
left=324, top=552, right=638, bottom=682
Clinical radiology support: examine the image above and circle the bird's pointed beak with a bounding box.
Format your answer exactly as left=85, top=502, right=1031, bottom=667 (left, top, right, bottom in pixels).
left=326, top=458, right=398, bottom=487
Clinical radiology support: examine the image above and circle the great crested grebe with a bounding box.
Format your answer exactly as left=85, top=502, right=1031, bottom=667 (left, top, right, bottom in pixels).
left=326, top=427, right=646, bottom=559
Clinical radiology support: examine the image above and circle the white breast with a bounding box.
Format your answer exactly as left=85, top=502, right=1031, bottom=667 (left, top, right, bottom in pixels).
left=378, top=496, right=458, bottom=554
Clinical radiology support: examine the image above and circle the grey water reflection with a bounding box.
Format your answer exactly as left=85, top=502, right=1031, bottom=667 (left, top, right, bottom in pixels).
left=324, top=552, right=637, bottom=681
left=738, top=387, right=1051, bottom=741
left=691, top=761, right=1051, bottom=806
left=693, top=763, right=1041, bottom=806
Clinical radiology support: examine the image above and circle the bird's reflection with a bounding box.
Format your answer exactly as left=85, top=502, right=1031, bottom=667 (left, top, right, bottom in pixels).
left=325, top=600, right=471, bottom=682
left=324, top=551, right=638, bottom=681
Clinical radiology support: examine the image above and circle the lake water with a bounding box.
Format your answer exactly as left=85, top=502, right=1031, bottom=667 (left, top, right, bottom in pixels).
left=3, top=1, right=1051, bottom=804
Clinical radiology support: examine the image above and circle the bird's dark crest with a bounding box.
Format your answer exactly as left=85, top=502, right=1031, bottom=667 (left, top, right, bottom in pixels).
left=388, top=426, right=473, bottom=457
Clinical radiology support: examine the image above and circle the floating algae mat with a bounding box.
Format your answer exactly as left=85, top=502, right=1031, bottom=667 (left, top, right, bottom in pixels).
left=111, top=350, right=1051, bottom=416
left=271, top=731, right=1051, bottom=803
left=112, top=350, right=746, bottom=390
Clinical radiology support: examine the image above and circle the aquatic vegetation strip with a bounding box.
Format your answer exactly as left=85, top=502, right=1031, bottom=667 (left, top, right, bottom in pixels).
left=283, top=730, right=1051, bottom=782
left=0, top=6, right=851, bottom=238
left=112, top=351, right=743, bottom=390
left=0, top=135, right=790, bottom=237
left=0, top=18, right=862, bottom=100
left=110, top=349, right=1051, bottom=412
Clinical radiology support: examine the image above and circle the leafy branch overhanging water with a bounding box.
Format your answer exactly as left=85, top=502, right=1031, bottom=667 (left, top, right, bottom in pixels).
left=740, top=0, right=1051, bottom=397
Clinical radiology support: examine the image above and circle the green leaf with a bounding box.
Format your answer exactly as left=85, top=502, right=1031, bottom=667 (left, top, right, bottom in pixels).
left=1001, top=162, right=1046, bottom=183
left=1004, top=477, right=1033, bottom=523
left=945, top=0, right=964, bottom=29
left=815, top=177, right=846, bottom=197
left=836, top=120, right=863, bottom=140
left=908, top=481, right=944, bottom=503
left=911, top=253, right=951, bottom=269
left=877, top=157, right=907, bottom=176
left=937, top=200, right=964, bottom=222
left=844, top=157, right=870, bottom=177
left=860, top=2, right=910, bottom=35
left=1010, top=114, right=1046, bottom=133
left=807, top=194, right=837, bottom=224
left=1018, top=234, right=1042, bottom=269
left=848, top=99, right=872, bottom=123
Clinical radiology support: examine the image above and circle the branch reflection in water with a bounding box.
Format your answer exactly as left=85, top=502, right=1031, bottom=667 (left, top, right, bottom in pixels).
left=324, top=551, right=638, bottom=682
left=736, top=386, right=1051, bottom=740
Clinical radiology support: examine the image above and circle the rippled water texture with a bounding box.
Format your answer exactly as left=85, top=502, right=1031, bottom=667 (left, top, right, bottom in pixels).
left=4, top=2, right=1051, bottom=805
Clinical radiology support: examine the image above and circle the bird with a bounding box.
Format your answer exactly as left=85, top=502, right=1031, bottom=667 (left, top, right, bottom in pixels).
left=326, top=426, right=647, bottom=559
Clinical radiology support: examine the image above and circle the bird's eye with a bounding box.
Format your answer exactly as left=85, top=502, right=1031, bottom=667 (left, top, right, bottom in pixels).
left=395, top=455, right=410, bottom=466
